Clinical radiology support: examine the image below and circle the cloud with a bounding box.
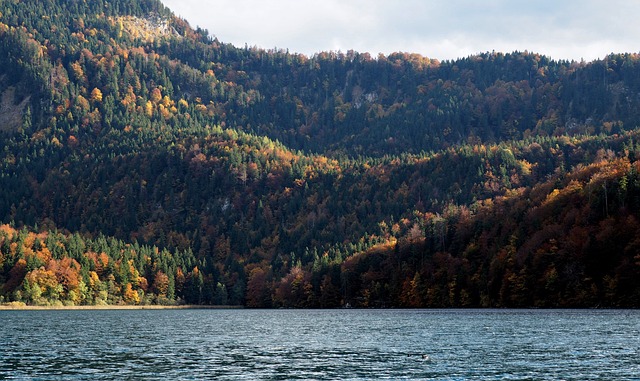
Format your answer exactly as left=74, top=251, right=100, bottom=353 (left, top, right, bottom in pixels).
left=161, top=0, right=640, bottom=61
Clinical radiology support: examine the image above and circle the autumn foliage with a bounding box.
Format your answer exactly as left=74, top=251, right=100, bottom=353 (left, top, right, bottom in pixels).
left=0, top=0, right=640, bottom=307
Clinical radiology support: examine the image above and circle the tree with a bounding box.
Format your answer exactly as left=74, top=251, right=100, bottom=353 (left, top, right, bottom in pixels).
left=90, top=87, right=103, bottom=103
left=152, top=271, right=169, bottom=296
left=123, top=283, right=140, bottom=304
left=246, top=267, right=270, bottom=308
left=213, top=282, right=228, bottom=305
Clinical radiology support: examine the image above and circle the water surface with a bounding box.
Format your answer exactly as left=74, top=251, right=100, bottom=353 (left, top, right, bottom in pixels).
left=1, top=309, right=638, bottom=380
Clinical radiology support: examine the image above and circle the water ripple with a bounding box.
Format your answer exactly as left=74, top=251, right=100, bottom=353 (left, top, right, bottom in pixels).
left=1, top=309, right=639, bottom=380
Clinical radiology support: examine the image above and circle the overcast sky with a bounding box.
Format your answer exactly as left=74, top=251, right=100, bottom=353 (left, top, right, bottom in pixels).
left=161, top=0, right=639, bottom=62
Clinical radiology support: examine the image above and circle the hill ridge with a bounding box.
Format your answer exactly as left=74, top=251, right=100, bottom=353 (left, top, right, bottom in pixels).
left=0, top=0, right=638, bottom=307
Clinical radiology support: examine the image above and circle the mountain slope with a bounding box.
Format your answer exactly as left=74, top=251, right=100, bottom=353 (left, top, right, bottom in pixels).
left=0, top=0, right=638, bottom=306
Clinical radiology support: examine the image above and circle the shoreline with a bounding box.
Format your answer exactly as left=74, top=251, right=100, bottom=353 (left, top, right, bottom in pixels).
left=0, top=304, right=243, bottom=311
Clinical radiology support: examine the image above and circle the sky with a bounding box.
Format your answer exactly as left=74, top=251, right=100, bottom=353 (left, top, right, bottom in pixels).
left=161, top=0, right=640, bottom=62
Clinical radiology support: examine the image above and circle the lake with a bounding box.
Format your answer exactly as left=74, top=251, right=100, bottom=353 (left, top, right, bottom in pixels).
left=0, top=309, right=638, bottom=380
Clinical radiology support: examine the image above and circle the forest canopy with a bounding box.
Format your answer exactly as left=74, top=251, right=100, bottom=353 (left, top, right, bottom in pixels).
left=0, top=0, right=639, bottom=307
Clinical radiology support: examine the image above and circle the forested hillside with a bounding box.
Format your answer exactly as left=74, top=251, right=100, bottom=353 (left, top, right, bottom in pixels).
left=0, top=0, right=639, bottom=307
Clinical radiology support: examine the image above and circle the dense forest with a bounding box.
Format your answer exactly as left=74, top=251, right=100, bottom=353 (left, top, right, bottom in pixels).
left=0, top=0, right=639, bottom=307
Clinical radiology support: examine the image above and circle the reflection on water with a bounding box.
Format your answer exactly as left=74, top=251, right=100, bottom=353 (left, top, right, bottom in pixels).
left=1, top=309, right=639, bottom=380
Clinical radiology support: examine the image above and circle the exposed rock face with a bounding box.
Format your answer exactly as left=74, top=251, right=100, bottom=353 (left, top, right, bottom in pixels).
left=113, top=14, right=180, bottom=42
left=0, top=86, right=30, bottom=132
